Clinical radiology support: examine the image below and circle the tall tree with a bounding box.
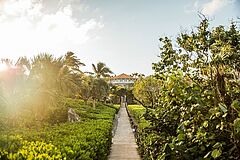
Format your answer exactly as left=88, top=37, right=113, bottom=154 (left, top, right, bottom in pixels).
left=140, top=18, right=240, bottom=159
left=0, top=52, right=85, bottom=124
left=92, top=62, right=113, bottom=78
left=64, top=51, right=85, bottom=73
left=133, top=76, right=162, bottom=108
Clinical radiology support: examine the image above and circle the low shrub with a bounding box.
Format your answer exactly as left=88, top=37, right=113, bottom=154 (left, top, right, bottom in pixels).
left=0, top=99, right=118, bottom=160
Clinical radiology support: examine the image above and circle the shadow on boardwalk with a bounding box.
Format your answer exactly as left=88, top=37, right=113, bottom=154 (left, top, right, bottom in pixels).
left=108, top=103, right=141, bottom=160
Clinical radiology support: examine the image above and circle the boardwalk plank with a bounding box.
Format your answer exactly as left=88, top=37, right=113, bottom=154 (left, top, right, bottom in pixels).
left=109, top=104, right=141, bottom=160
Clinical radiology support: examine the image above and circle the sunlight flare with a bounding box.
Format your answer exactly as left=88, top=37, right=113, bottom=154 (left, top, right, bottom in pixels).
left=0, top=63, right=8, bottom=71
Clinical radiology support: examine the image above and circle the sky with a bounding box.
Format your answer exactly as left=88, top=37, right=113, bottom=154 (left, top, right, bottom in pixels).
left=0, top=0, right=239, bottom=75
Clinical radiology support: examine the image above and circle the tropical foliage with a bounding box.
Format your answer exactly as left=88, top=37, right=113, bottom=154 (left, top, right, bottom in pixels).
left=133, top=76, right=162, bottom=107
left=133, top=18, right=240, bottom=159
left=109, top=85, right=135, bottom=104
left=0, top=52, right=113, bottom=126
left=127, top=105, right=149, bottom=130
left=92, top=62, right=113, bottom=78
left=0, top=99, right=120, bottom=160
left=0, top=52, right=116, bottom=159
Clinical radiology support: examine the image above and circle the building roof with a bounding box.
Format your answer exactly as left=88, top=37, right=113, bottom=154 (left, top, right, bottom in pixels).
left=110, top=73, right=136, bottom=80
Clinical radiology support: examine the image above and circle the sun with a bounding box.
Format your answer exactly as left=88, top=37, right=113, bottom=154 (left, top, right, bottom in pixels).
left=0, top=63, right=8, bottom=71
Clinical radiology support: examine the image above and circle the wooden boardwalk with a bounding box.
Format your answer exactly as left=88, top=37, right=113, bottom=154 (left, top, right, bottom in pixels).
left=109, top=103, right=141, bottom=160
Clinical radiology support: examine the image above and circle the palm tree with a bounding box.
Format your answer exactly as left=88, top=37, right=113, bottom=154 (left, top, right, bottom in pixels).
left=0, top=52, right=85, bottom=125
left=90, top=77, right=109, bottom=108
left=27, top=52, right=84, bottom=120
left=64, top=52, right=85, bottom=73
left=30, top=52, right=85, bottom=97
left=1, top=59, right=13, bottom=67
left=92, top=62, right=113, bottom=78
left=58, top=52, right=85, bottom=97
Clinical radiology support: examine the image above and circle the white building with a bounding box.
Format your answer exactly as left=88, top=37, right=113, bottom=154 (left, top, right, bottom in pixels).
left=109, top=73, right=136, bottom=87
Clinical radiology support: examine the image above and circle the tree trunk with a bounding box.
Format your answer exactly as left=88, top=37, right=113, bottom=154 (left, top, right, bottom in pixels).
left=93, top=98, right=96, bottom=109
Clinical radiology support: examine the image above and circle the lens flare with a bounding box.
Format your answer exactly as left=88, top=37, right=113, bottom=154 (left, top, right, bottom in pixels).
left=0, top=63, right=8, bottom=71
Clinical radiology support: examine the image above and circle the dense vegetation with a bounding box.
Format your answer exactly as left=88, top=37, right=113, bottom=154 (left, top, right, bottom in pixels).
left=0, top=52, right=121, bottom=159
left=0, top=53, right=115, bottom=127
left=0, top=99, right=120, bottom=159
left=127, top=105, right=149, bottom=130
left=1, top=15, right=239, bottom=160
left=133, top=18, right=240, bottom=159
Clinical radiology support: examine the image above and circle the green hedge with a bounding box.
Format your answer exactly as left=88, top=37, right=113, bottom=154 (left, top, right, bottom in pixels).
left=127, top=104, right=153, bottom=160
left=127, top=105, right=149, bottom=129
left=0, top=99, right=119, bottom=160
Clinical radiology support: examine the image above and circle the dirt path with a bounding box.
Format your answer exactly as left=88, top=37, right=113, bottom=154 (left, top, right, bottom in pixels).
left=108, top=103, right=141, bottom=160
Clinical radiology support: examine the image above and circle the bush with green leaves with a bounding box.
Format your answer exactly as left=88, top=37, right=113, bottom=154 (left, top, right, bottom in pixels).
left=134, top=18, right=240, bottom=159
left=133, top=76, right=162, bottom=108
left=0, top=99, right=120, bottom=160
left=0, top=139, right=63, bottom=160
left=127, top=105, right=149, bottom=130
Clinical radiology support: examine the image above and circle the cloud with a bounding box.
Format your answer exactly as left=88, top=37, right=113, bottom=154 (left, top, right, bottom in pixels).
left=185, top=0, right=232, bottom=16
left=202, top=0, right=228, bottom=15
left=0, top=0, right=103, bottom=59
left=1, top=0, right=42, bottom=17
left=184, top=1, right=200, bottom=13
